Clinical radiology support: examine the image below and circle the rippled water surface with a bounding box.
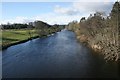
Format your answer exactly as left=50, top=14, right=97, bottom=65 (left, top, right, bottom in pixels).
left=2, top=30, right=119, bottom=78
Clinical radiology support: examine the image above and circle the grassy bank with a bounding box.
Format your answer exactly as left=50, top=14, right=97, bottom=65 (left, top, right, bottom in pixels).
left=0, top=29, right=39, bottom=50
left=0, top=28, right=63, bottom=50
left=0, top=21, right=65, bottom=50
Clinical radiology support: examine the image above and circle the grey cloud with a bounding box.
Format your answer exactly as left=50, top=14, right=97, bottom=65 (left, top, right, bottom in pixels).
left=54, top=2, right=114, bottom=16
left=73, top=2, right=114, bottom=15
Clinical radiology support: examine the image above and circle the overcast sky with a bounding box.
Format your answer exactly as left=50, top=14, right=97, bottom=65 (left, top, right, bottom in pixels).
left=1, top=0, right=117, bottom=25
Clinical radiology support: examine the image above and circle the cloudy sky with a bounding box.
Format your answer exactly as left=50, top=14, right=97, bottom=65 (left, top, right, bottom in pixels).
left=1, top=0, right=117, bottom=25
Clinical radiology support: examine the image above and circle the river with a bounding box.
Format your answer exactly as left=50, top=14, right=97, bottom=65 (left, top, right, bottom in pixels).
left=2, top=30, right=119, bottom=78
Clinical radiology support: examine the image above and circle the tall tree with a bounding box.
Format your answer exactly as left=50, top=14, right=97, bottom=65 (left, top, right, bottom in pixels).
left=110, top=1, right=120, bottom=61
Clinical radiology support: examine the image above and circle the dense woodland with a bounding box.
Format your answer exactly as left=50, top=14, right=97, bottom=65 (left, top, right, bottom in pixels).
left=67, top=1, right=120, bottom=61
left=34, top=21, right=65, bottom=37
left=1, top=23, right=31, bottom=29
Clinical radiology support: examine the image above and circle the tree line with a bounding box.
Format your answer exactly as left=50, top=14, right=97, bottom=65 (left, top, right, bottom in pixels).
left=1, top=21, right=65, bottom=30
left=1, top=21, right=65, bottom=38
left=67, top=1, right=120, bottom=61
left=1, top=23, right=33, bottom=29
left=34, top=21, right=65, bottom=37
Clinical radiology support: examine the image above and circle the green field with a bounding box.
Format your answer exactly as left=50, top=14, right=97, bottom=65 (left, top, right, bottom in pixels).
left=0, top=29, right=39, bottom=49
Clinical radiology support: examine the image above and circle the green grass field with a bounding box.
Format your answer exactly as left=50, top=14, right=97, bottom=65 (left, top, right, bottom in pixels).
left=0, top=29, right=38, bottom=49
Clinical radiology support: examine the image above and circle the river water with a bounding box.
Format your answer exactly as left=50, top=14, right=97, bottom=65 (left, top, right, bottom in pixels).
left=2, top=30, right=119, bottom=78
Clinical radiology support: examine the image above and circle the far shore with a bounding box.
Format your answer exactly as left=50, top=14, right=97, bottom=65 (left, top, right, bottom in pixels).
left=1, top=30, right=63, bottom=51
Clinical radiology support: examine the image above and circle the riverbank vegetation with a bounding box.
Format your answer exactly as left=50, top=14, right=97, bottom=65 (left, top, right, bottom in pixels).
left=34, top=21, right=65, bottom=37
left=1, top=29, right=38, bottom=50
left=67, top=1, right=120, bottom=61
left=1, top=21, right=65, bottom=50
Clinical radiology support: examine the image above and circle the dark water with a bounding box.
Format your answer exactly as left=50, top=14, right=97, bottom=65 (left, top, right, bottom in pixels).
left=2, top=30, right=119, bottom=78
